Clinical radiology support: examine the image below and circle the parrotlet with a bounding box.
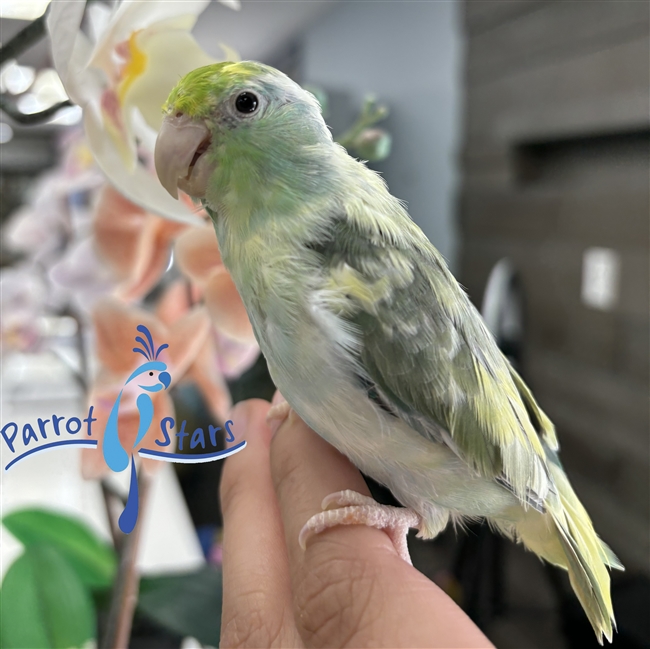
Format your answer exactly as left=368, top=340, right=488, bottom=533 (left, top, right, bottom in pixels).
left=154, top=61, right=622, bottom=642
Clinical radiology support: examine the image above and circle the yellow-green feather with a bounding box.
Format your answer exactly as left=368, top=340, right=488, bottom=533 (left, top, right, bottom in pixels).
left=164, top=61, right=270, bottom=119
left=505, top=462, right=622, bottom=644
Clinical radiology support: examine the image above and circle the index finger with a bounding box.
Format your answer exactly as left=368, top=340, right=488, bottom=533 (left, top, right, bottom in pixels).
left=269, top=405, right=493, bottom=649
left=219, top=399, right=303, bottom=648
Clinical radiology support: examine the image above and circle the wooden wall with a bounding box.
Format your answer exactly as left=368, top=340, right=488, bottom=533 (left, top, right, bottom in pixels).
left=460, top=1, right=649, bottom=571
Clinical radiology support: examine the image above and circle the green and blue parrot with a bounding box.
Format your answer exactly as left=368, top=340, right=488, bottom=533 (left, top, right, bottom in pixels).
left=154, top=61, right=622, bottom=642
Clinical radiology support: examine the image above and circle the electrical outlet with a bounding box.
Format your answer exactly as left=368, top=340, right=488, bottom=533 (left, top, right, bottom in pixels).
left=581, top=247, right=620, bottom=311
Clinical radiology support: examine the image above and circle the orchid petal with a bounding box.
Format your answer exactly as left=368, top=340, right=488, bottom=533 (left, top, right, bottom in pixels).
left=84, top=108, right=203, bottom=225
left=0, top=266, right=47, bottom=320
left=47, top=3, right=96, bottom=107
left=65, top=33, right=98, bottom=107
left=131, top=108, right=159, bottom=156
left=49, top=238, right=118, bottom=311
left=156, top=280, right=193, bottom=326
left=46, top=0, right=86, bottom=85
left=185, top=333, right=232, bottom=423
left=204, top=268, right=256, bottom=344
left=92, top=297, right=166, bottom=373
left=93, top=185, right=148, bottom=279
left=86, top=2, right=113, bottom=43
left=0, top=268, right=44, bottom=353
left=101, top=89, right=138, bottom=170
left=174, top=226, right=222, bottom=285
left=5, top=203, right=66, bottom=260
left=88, top=0, right=211, bottom=74
left=213, top=328, right=260, bottom=379
left=117, top=215, right=186, bottom=302
left=47, top=0, right=234, bottom=222
left=123, top=26, right=215, bottom=132
left=167, top=307, right=211, bottom=378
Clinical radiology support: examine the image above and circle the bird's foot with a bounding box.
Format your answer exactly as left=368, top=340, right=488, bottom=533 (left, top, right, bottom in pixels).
left=299, top=489, right=422, bottom=565
left=266, top=394, right=291, bottom=433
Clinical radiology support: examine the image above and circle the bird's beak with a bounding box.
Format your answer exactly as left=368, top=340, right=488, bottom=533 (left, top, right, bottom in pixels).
left=155, top=113, right=212, bottom=200
left=159, top=371, right=171, bottom=390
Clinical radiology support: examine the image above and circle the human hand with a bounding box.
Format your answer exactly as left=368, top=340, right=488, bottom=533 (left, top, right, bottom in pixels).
left=219, top=396, right=494, bottom=648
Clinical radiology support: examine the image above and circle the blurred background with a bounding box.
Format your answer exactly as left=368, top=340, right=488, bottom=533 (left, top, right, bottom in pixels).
left=1, top=1, right=648, bottom=648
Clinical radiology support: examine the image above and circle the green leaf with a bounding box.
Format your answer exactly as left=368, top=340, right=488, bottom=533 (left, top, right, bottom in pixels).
left=0, top=544, right=95, bottom=649
left=2, top=509, right=116, bottom=589
left=138, top=567, right=223, bottom=647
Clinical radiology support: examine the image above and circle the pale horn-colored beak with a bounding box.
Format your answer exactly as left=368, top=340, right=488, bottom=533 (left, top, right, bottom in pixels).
left=155, top=113, right=211, bottom=199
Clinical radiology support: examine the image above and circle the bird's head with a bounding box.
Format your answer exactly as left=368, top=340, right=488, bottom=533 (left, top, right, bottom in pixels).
left=154, top=61, right=331, bottom=206
left=125, top=361, right=171, bottom=392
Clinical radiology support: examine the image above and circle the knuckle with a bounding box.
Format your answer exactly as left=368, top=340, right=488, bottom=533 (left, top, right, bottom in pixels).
left=221, top=587, right=286, bottom=648
left=269, top=428, right=305, bottom=498
left=294, top=543, right=380, bottom=647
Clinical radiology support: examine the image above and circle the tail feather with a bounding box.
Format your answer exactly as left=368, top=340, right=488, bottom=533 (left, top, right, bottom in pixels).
left=503, top=462, right=623, bottom=644
left=551, top=508, right=614, bottom=643
left=549, top=463, right=622, bottom=644
left=602, top=545, right=625, bottom=572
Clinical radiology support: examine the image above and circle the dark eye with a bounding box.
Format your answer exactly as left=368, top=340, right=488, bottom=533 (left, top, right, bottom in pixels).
left=149, top=372, right=154, bottom=376
left=235, top=92, right=259, bottom=114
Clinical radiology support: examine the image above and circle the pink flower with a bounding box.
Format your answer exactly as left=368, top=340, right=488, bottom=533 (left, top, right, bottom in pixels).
left=0, top=266, right=47, bottom=353
left=4, top=131, right=103, bottom=266
left=49, top=185, right=192, bottom=310
left=83, top=297, right=209, bottom=477
left=92, top=185, right=188, bottom=301
left=155, top=278, right=259, bottom=420
left=174, top=225, right=256, bottom=344
left=82, top=291, right=257, bottom=477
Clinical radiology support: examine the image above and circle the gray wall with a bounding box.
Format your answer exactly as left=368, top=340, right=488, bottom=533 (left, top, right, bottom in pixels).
left=460, top=1, right=649, bottom=572
left=298, top=0, right=463, bottom=268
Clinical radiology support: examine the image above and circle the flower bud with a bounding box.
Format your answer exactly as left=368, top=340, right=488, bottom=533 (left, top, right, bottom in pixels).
left=351, top=128, right=392, bottom=162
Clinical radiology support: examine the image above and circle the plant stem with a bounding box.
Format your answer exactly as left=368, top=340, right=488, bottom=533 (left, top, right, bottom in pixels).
left=335, top=97, right=388, bottom=150
left=71, top=308, right=90, bottom=393
left=100, top=480, right=125, bottom=554
left=0, top=11, right=48, bottom=66
left=0, top=96, right=73, bottom=125
left=100, top=470, right=151, bottom=649
left=0, top=7, right=73, bottom=126
left=185, top=278, right=195, bottom=308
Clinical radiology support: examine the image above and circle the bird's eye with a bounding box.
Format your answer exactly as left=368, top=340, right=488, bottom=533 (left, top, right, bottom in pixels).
left=235, top=92, right=259, bottom=115
left=149, top=372, right=154, bottom=376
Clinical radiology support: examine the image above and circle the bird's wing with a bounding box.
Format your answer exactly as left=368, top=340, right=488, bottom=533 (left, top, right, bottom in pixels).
left=310, top=210, right=558, bottom=506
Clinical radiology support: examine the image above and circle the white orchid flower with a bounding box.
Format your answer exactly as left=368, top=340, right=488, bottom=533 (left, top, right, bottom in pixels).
left=47, top=0, right=239, bottom=225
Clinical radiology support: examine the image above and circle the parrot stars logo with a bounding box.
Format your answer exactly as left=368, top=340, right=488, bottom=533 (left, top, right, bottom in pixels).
left=1, top=325, right=247, bottom=535
left=102, top=325, right=172, bottom=534
left=103, top=324, right=247, bottom=533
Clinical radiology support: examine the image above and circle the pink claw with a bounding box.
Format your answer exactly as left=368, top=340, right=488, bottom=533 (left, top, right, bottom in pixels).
left=299, top=490, right=422, bottom=565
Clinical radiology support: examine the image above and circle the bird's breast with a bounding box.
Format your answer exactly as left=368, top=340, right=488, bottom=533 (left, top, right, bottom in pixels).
left=225, top=241, right=516, bottom=518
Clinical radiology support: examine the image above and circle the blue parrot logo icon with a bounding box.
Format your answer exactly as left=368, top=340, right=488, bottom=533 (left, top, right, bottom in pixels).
left=103, top=324, right=171, bottom=533
left=2, top=326, right=247, bottom=501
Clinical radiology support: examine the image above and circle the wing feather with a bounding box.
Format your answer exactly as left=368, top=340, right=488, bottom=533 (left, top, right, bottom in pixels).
left=310, top=210, right=556, bottom=506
